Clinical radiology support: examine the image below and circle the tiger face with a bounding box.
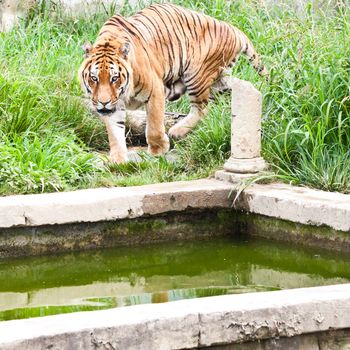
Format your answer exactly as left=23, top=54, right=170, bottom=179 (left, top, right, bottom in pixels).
left=79, top=41, right=131, bottom=115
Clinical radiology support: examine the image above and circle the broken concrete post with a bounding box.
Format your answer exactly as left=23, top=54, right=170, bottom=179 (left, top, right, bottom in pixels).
left=216, top=78, right=266, bottom=182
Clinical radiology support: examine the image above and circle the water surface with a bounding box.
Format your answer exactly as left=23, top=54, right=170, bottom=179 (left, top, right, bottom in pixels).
left=1, top=236, right=349, bottom=321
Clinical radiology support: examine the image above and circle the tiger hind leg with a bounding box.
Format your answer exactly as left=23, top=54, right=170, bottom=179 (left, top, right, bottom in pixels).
left=165, top=79, right=187, bottom=102
left=168, top=65, right=232, bottom=138
left=168, top=92, right=209, bottom=139
left=210, top=68, right=234, bottom=98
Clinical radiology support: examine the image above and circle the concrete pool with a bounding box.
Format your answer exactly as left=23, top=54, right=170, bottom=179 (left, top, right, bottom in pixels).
left=0, top=178, right=350, bottom=348
left=1, top=236, right=349, bottom=322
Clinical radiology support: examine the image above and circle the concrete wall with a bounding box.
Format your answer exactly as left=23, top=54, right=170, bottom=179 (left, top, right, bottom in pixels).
left=1, top=0, right=343, bottom=32
left=0, top=0, right=131, bottom=32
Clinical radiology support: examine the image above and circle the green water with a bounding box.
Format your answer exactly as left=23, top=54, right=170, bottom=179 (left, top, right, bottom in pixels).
left=0, top=236, right=349, bottom=321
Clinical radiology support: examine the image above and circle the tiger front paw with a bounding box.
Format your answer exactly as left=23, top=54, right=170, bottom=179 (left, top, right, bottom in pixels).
left=168, top=124, right=191, bottom=139
left=148, top=134, right=170, bottom=155
left=109, top=150, right=128, bottom=164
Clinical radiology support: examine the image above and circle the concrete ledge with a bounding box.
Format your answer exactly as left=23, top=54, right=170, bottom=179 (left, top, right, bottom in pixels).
left=238, top=182, right=350, bottom=232
left=0, top=284, right=349, bottom=349
left=0, top=180, right=233, bottom=228
left=0, top=178, right=349, bottom=233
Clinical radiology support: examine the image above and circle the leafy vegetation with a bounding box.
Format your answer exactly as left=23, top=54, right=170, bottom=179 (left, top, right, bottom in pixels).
left=0, top=0, right=349, bottom=194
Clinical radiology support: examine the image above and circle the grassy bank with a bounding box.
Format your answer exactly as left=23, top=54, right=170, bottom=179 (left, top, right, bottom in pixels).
left=0, top=0, right=349, bottom=195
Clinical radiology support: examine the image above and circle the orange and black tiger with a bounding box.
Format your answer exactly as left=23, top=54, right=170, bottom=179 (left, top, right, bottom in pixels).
left=79, top=3, right=267, bottom=163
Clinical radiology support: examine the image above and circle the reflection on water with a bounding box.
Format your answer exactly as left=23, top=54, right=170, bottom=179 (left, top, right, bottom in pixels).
left=0, top=236, right=349, bottom=321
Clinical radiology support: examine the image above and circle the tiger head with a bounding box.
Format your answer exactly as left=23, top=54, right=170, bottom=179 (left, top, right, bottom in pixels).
left=79, top=40, right=132, bottom=115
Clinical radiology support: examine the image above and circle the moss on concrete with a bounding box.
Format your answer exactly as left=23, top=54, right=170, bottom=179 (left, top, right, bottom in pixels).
left=1, top=209, right=349, bottom=259
left=234, top=211, right=350, bottom=253
left=0, top=210, right=236, bottom=258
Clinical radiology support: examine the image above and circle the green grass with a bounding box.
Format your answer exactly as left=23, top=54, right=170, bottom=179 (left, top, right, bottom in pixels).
left=0, top=0, right=349, bottom=195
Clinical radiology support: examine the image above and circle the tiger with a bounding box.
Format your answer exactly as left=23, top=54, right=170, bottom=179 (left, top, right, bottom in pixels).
left=79, top=3, right=267, bottom=163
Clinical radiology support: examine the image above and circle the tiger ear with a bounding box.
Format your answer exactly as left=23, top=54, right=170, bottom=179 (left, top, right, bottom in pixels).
left=120, top=42, right=130, bottom=58
left=82, top=42, right=92, bottom=58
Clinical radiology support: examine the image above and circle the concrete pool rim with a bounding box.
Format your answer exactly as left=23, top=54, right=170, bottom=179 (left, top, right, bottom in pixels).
left=0, top=284, right=349, bottom=349
left=1, top=177, right=350, bottom=258
left=0, top=178, right=349, bottom=232
left=0, top=177, right=349, bottom=258
left=1, top=179, right=350, bottom=348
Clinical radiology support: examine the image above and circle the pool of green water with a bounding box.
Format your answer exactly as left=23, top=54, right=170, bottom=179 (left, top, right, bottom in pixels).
left=1, top=236, right=349, bottom=321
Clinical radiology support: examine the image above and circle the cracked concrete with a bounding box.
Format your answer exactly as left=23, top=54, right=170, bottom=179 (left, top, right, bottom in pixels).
left=208, top=329, right=350, bottom=350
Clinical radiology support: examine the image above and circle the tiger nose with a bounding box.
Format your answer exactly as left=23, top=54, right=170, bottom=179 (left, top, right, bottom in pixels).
left=99, top=100, right=111, bottom=106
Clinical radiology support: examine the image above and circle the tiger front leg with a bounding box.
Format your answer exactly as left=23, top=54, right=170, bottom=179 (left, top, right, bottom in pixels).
left=146, top=85, right=170, bottom=155
left=168, top=74, right=213, bottom=139
left=101, top=113, right=128, bottom=164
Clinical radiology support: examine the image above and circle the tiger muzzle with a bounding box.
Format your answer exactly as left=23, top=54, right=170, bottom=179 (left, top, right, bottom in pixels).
left=97, top=107, right=116, bottom=115
left=96, top=100, right=116, bottom=115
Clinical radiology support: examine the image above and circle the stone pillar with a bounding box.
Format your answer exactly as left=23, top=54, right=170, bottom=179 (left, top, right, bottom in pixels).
left=216, top=78, right=266, bottom=182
